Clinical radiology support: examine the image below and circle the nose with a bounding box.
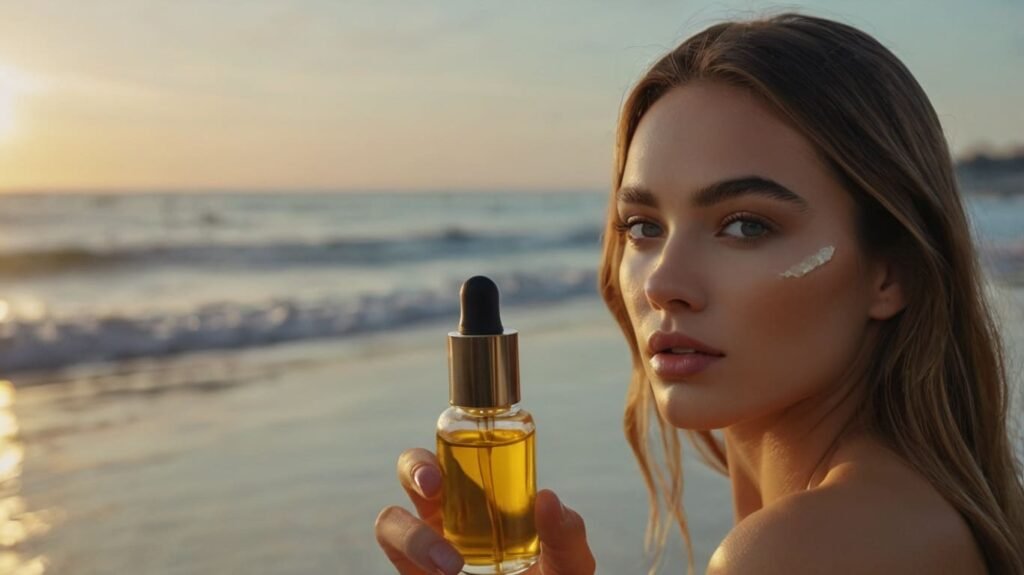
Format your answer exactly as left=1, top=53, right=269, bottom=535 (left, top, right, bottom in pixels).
left=643, top=235, right=707, bottom=312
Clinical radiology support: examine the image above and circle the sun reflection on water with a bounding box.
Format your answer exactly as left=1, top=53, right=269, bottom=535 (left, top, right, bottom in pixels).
left=0, top=380, right=54, bottom=574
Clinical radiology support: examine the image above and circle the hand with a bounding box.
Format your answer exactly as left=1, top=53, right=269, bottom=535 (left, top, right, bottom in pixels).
left=374, top=448, right=596, bottom=575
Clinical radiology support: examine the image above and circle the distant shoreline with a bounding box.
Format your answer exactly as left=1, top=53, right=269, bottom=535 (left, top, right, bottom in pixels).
left=0, top=153, right=1021, bottom=196
left=957, top=151, right=1024, bottom=196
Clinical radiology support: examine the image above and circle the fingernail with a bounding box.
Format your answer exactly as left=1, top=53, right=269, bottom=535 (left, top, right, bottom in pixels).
left=428, top=542, right=462, bottom=575
left=414, top=465, right=442, bottom=498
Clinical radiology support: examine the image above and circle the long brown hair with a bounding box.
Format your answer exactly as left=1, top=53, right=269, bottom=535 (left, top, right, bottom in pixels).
left=598, top=12, right=1024, bottom=574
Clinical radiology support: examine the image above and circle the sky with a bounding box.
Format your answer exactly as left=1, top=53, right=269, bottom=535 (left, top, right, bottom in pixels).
left=0, top=0, right=1020, bottom=193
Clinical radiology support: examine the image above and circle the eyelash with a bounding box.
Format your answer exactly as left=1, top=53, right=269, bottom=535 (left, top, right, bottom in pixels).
left=613, top=212, right=777, bottom=244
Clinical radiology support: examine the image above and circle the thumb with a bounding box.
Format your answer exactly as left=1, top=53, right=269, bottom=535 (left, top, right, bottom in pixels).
left=535, top=489, right=596, bottom=575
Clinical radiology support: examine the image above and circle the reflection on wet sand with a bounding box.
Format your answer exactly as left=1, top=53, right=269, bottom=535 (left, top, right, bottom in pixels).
left=0, top=380, right=56, bottom=575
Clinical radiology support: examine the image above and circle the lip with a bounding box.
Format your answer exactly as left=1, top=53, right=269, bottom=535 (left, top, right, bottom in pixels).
left=646, top=331, right=724, bottom=380
left=649, top=352, right=721, bottom=379
left=647, top=331, right=725, bottom=357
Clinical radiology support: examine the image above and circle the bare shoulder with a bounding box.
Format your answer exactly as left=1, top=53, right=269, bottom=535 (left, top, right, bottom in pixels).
left=707, top=440, right=988, bottom=575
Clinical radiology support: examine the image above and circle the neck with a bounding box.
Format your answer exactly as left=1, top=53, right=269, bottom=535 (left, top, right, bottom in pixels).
left=722, top=369, right=871, bottom=525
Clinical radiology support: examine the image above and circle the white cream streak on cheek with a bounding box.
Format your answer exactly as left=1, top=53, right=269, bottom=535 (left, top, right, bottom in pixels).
left=780, top=245, right=836, bottom=278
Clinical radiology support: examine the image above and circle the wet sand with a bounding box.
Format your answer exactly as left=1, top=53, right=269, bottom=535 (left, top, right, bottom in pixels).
left=2, top=285, right=1021, bottom=574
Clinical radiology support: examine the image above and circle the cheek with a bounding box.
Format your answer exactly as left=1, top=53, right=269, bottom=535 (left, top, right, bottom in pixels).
left=727, top=249, right=869, bottom=394
left=618, top=252, right=647, bottom=323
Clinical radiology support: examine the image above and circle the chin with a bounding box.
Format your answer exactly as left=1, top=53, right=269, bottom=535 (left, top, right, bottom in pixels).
left=652, top=382, right=736, bottom=431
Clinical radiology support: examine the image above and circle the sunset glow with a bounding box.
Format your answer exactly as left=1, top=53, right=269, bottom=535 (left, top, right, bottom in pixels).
left=0, top=65, right=41, bottom=144
left=0, top=3, right=1020, bottom=192
left=0, top=69, right=17, bottom=142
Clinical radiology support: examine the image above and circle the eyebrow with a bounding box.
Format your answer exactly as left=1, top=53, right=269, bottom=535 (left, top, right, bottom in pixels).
left=616, top=176, right=809, bottom=211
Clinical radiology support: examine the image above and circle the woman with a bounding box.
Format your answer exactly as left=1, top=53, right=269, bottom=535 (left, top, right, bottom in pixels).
left=374, top=12, right=1024, bottom=574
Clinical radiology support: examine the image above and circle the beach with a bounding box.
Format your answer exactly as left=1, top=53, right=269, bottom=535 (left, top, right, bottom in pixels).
left=2, top=281, right=1022, bottom=575
left=1, top=295, right=724, bottom=574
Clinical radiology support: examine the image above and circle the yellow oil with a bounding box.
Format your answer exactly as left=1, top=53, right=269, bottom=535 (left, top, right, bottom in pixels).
left=437, top=427, right=537, bottom=574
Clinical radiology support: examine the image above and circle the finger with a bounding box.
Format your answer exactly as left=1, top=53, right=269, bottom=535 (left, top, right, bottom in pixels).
left=396, top=448, right=444, bottom=532
left=534, top=490, right=596, bottom=575
left=375, top=505, right=465, bottom=575
left=374, top=506, right=431, bottom=575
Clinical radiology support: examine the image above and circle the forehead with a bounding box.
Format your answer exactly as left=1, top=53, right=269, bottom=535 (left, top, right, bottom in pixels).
left=621, top=81, right=837, bottom=206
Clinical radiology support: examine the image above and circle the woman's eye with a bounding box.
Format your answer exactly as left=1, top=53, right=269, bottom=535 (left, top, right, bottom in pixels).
left=721, top=218, right=770, bottom=240
left=627, top=220, right=663, bottom=240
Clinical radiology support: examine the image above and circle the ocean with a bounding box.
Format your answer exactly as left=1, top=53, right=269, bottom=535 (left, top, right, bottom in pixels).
left=0, top=189, right=1022, bottom=375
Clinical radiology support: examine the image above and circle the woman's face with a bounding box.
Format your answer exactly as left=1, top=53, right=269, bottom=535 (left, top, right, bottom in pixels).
left=617, top=81, right=893, bottom=431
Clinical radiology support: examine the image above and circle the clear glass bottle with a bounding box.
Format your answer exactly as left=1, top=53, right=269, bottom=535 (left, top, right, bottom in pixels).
left=437, top=276, right=538, bottom=575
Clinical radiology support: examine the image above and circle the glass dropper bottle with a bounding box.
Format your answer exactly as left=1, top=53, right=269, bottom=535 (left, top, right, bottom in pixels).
left=436, top=276, right=538, bottom=575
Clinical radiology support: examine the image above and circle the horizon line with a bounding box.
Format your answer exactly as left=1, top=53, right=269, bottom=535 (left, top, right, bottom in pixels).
left=0, top=185, right=608, bottom=196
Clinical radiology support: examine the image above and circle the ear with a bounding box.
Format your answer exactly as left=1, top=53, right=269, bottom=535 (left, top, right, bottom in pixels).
left=867, top=258, right=906, bottom=321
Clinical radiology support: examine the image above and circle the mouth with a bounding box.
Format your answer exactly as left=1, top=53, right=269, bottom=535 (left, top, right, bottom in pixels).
left=646, top=331, right=724, bottom=380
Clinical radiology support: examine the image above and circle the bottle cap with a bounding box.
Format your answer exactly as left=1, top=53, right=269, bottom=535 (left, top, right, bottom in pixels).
left=447, top=276, right=520, bottom=408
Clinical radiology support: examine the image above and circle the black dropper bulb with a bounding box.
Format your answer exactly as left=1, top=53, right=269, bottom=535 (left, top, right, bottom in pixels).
left=458, top=276, right=504, bottom=335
